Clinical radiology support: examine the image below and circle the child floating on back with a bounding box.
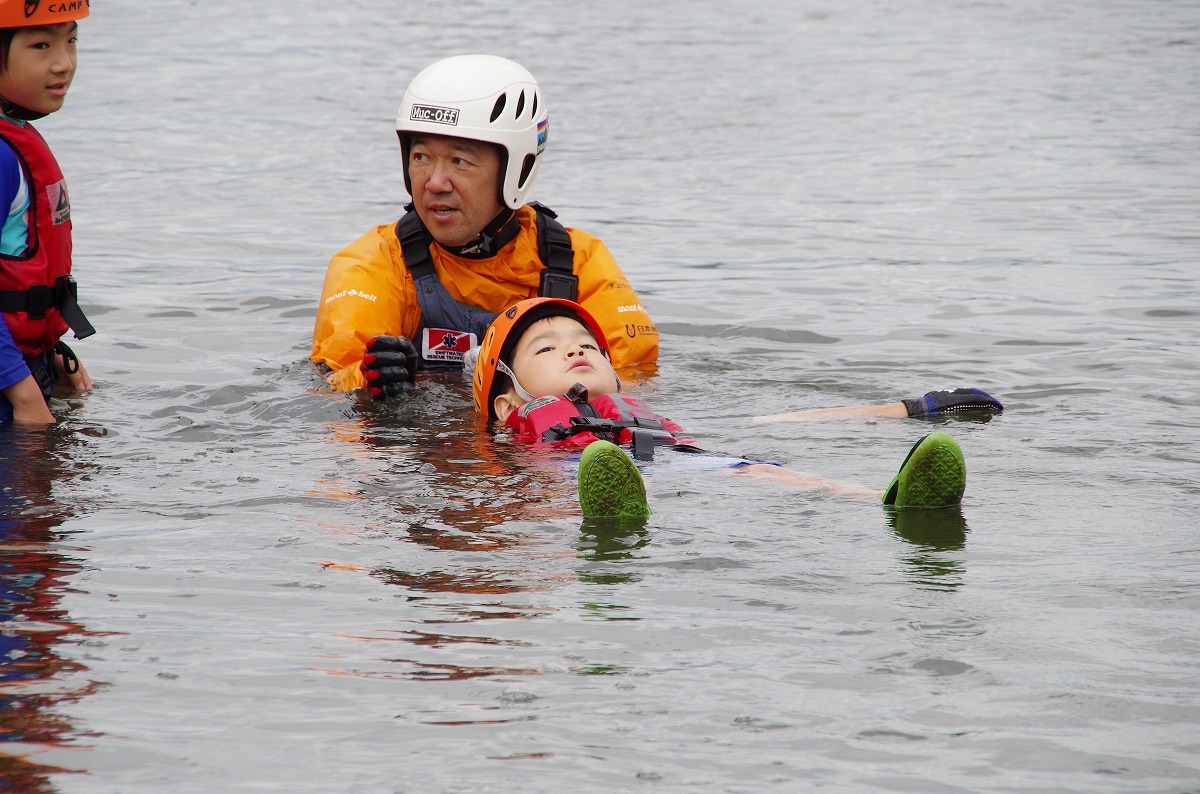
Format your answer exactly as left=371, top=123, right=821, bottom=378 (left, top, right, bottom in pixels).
left=471, top=298, right=993, bottom=518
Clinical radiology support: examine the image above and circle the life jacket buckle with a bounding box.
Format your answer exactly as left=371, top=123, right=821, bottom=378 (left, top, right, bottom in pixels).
left=25, top=284, right=50, bottom=319
left=630, top=429, right=656, bottom=461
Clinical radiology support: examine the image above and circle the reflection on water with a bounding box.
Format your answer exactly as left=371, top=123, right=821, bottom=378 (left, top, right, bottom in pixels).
left=887, top=506, right=969, bottom=591
left=576, top=518, right=651, bottom=587
left=0, top=430, right=104, bottom=793
left=374, top=566, right=539, bottom=598
left=312, top=399, right=653, bottom=688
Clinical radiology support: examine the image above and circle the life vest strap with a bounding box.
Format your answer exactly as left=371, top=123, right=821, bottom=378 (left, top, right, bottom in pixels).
left=23, top=353, right=55, bottom=402
left=396, top=210, right=435, bottom=281
left=630, top=428, right=656, bottom=461
left=544, top=415, right=623, bottom=441
left=530, top=202, right=578, bottom=301
left=396, top=206, right=578, bottom=301
left=0, top=275, right=94, bottom=338
left=58, top=279, right=95, bottom=339
left=545, top=415, right=668, bottom=460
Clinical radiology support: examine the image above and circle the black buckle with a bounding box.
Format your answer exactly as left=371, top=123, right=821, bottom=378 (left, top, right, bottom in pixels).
left=539, top=269, right=578, bottom=300
left=25, top=284, right=50, bottom=319
left=630, top=429, right=655, bottom=461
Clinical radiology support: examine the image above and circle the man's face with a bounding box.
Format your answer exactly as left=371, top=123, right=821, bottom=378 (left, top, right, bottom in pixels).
left=407, top=134, right=506, bottom=248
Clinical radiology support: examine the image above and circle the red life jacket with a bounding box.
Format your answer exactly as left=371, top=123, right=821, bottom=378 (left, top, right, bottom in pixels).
left=0, top=121, right=92, bottom=357
left=504, top=393, right=694, bottom=458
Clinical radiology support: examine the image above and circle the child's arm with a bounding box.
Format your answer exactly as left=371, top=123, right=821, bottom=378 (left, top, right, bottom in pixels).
left=751, top=388, right=1003, bottom=425
left=752, top=402, right=908, bottom=424
left=0, top=314, right=53, bottom=422
left=4, top=374, right=54, bottom=424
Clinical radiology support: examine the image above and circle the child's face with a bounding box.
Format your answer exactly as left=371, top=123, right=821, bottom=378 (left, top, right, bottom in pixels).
left=0, top=23, right=77, bottom=117
left=494, top=315, right=620, bottom=421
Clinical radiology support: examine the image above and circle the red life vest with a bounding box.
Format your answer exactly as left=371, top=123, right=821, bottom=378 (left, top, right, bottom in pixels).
left=0, top=121, right=83, bottom=357
left=504, top=393, right=694, bottom=456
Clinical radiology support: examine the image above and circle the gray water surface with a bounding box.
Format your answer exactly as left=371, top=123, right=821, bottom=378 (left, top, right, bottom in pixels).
left=2, top=1, right=1198, bottom=792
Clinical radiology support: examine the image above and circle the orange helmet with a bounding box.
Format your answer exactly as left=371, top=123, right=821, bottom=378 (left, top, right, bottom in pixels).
left=0, top=1, right=90, bottom=27
left=472, top=298, right=612, bottom=421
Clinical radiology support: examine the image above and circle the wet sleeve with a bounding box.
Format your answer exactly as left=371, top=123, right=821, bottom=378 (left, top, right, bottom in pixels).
left=0, top=318, right=29, bottom=391
left=568, top=230, right=659, bottom=368
left=310, top=225, right=415, bottom=393
left=0, top=142, right=28, bottom=257
left=0, top=144, right=20, bottom=210
left=0, top=144, right=29, bottom=389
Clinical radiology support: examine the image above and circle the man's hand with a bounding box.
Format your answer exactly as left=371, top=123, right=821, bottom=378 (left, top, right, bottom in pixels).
left=360, top=335, right=418, bottom=400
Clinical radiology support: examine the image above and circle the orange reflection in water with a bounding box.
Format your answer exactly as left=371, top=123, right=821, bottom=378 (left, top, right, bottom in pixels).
left=317, top=659, right=540, bottom=682
left=308, top=381, right=651, bottom=685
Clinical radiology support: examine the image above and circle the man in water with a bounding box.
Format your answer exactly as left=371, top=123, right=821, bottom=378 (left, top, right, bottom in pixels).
left=310, top=54, right=1004, bottom=425
left=311, top=54, right=658, bottom=400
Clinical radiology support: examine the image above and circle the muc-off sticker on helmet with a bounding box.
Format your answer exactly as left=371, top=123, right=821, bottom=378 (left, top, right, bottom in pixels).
left=410, top=105, right=460, bottom=126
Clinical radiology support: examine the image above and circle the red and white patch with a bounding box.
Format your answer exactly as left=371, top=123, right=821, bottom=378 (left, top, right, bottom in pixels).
left=46, top=179, right=71, bottom=225
left=421, top=327, right=477, bottom=364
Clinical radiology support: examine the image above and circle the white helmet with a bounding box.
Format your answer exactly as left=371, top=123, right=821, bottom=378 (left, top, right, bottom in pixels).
left=396, top=54, right=548, bottom=210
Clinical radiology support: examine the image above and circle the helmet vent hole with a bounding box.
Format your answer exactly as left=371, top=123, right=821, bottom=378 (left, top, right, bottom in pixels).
left=490, top=94, right=506, bottom=122
left=531, top=93, right=538, bottom=117
left=518, top=154, right=536, bottom=187
left=516, top=90, right=526, bottom=118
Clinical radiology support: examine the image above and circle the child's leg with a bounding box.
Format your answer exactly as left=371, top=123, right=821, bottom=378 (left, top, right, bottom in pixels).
left=729, top=432, right=967, bottom=508
left=577, top=440, right=650, bottom=519
left=881, top=432, right=966, bottom=508
left=731, top=463, right=883, bottom=500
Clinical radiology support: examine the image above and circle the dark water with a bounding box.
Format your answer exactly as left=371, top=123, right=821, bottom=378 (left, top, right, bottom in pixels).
left=1, top=1, right=1197, bottom=792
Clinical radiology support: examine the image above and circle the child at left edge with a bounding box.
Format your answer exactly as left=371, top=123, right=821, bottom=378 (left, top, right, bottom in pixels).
left=471, top=298, right=973, bottom=518
left=0, top=1, right=95, bottom=426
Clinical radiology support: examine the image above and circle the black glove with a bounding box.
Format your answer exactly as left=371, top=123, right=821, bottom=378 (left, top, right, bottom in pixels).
left=903, top=388, right=1003, bottom=417
left=360, top=335, right=418, bottom=400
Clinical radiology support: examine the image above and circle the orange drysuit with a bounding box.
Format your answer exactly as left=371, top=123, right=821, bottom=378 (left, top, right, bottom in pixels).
left=311, top=205, right=658, bottom=392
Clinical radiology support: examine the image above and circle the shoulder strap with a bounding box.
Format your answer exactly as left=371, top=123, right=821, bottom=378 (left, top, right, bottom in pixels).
left=398, top=203, right=579, bottom=301
left=396, top=207, right=434, bottom=280
left=395, top=209, right=497, bottom=368
left=529, top=202, right=578, bottom=301
left=0, top=275, right=94, bottom=339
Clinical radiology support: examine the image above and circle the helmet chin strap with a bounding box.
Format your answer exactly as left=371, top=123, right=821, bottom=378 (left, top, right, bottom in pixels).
left=497, top=356, right=622, bottom=407
left=0, top=95, right=48, bottom=122
left=495, top=359, right=537, bottom=403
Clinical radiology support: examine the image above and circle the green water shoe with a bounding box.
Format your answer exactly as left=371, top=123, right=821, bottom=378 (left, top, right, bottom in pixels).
left=578, top=440, right=650, bottom=519
left=882, top=432, right=966, bottom=509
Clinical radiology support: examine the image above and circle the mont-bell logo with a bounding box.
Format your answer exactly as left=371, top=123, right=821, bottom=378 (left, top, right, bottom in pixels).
left=410, top=104, right=459, bottom=126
